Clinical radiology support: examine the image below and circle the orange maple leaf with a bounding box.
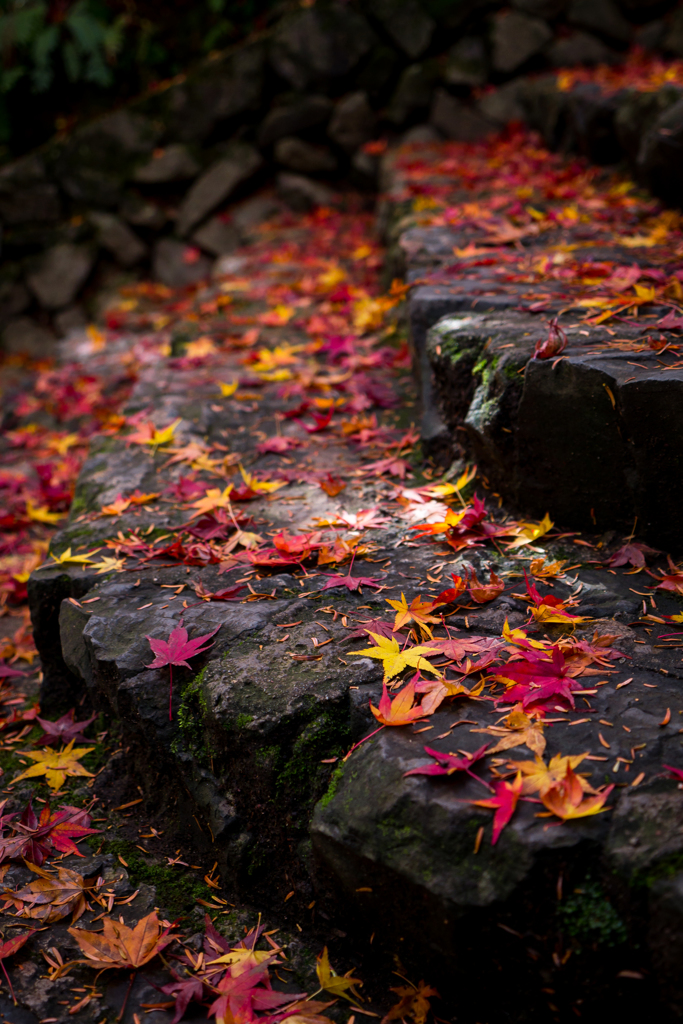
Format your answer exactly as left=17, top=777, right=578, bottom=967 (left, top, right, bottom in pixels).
left=370, top=680, right=427, bottom=727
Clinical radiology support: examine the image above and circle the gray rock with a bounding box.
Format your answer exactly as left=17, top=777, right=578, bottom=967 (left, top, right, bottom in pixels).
left=664, top=5, right=683, bottom=57
left=512, top=0, right=568, bottom=16
left=277, top=173, right=336, bottom=212
left=327, top=92, right=376, bottom=152
left=192, top=215, right=240, bottom=257
left=387, top=62, right=437, bottom=124
left=0, top=154, right=61, bottom=225
left=119, top=195, right=168, bottom=230
left=26, top=243, right=95, bottom=310
left=2, top=316, right=57, bottom=357
left=567, top=0, right=633, bottom=43
left=430, top=89, right=495, bottom=141
left=366, top=0, right=435, bottom=58
left=566, top=82, right=626, bottom=164
left=635, top=19, right=666, bottom=50
left=212, top=254, right=248, bottom=279
left=53, top=304, right=87, bottom=338
left=258, top=95, right=333, bottom=147
left=477, top=80, right=526, bottom=125
left=152, top=238, right=213, bottom=288
left=425, top=310, right=683, bottom=545
left=400, top=123, right=441, bottom=145
left=231, top=195, right=281, bottom=238
left=89, top=211, right=147, bottom=267
left=138, top=44, right=265, bottom=144
left=546, top=29, right=616, bottom=66
left=270, top=3, right=375, bottom=90
left=133, top=144, right=201, bottom=183
left=274, top=136, right=337, bottom=173
left=637, top=95, right=683, bottom=206
left=175, top=143, right=262, bottom=237
left=491, top=11, right=553, bottom=73
left=443, top=36, right=489, bottom=87
left=54, top=109, right=162, bottom=207
left=0, top=279, right=30, bottom=327
left=614, top=84, right=682, bottom=162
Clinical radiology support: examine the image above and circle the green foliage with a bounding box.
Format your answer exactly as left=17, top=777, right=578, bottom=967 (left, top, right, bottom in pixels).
left=559, top=879, right=627, bottom=951
left=0, top=0, right=280, bottom=152
left=102, top=839, right=213, bottom=919
left=319, top=763, right=345, bottom=808
left=174, top=666, right=214, bottom=765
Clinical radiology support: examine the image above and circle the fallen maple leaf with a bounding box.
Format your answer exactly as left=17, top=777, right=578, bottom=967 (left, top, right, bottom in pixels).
left=405, top=743, right=489, bottom=781
left=0, top=929, right=36, bottom=1003
left=607, top=541, right=660, bottom=568
left=383, top=979, right=439, bottom=1024
left=533, top=317, right=567, bottom=359
left=507, top=753, right=593, bottom=796
left=191, top=581, right=245, bottom=602
left=541, top=766, right=614, bottom=821
left=472, top=708, right=546, bottom=757
left=386, top=593, right=442, bottom=637
left=468, top=568, right=504, bottom=604
left=2, top=863, right=91, bottom=924
left=469, top=771, right=524, bottom=844
left=146, top=625, right=220, bottom=720
left=315, top=946, right=362, bottom=1001
left=256, top=436, right=302, bottom=454
left=370, top=680, right=427, bottom=726
left=12, top=740, right=95, bottom=790
left=350, top=633, right=441, bottom=681
left=320, top=571, right=382, bottom=593
left=126, top=418, right=181, bottom=447
left=34, top=709, right=96, bottom=746
left=68, top=909, right=175, bottom=971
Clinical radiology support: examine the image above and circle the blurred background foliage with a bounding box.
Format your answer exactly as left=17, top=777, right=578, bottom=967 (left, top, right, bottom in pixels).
left=0, top=0, right=280, bottom=160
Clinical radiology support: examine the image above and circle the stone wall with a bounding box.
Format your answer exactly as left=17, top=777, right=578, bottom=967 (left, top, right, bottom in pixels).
left=2, top=0, right=683, bottom=355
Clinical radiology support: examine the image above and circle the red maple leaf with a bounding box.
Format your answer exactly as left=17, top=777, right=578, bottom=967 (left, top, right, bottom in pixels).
left=191, top=581, right=245, bottom=602
left=405, top=743, right=490, bottom=782
left=533, top=317, right=567, bottom=359
left=34, top=709, right=96, bottom=746
left=469, top=772, right=523, bottom=844
left=146, top=625, right=220, bottom=720
left=320, top=570, right=382, bottom=593
left=607, top=541, right=659, bottom=568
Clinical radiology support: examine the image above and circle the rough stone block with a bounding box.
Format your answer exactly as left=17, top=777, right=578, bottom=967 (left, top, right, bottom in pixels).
left=366, top=0, right=435, bottom=58
left=274, top=137, right=337, bottom=173
left=257, top=96, right=333, bottom=147
left=1, top=316, right=57, bottom=357
left=277, top=173, right=336, bottom=212
left=270, top=3, right=375, bottom=90
left=89, top=211, right=147, bottom=267
left=491, top=11, right=553, bottom=73
left=387, top=62, right=437, bottom=124
left=137, top=44, right=264, bottom=144
left=430, top=89, right=495, bottom=140
left=567, top=0, right=633, bottom=43
left=192, top=215, right=241, bottom=257
left=26, top=242, right=95, bottom=310
left=133, top=144, right=201, bottom=183
left=327, top=92, right=376, bottom=152
left=443, top=36, right=489, bottom=87
left=152, top=237, right=213, bottom=288
left=546, top=29, right=616, bottom=66
left=426, top=310, right=683, bottom=545
left=175, top=144, right=262, bottom=237
left=637, top=95, right=683, bottom=207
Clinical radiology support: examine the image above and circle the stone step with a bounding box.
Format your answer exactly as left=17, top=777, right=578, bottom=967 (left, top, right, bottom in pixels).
left=382, top=132, right=683, bottom=546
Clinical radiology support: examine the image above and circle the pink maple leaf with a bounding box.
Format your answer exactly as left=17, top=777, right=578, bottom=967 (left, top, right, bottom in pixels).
left=145, top=625, right=220, bottom=720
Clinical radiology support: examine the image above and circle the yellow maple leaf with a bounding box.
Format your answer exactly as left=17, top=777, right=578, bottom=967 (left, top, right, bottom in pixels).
left=91, top=556, right=126, bottom=575
left=386, top=593, right=441, bottom=638
left=239, top=466, right=286, bottom=494
left=100, top=496, right=131, bottom=516
left=349, top=633, right=441, bottom=682
left=218, top=380, right=239, bottom=397
left=127, top=418, right=181, bottom=447
left=47, top=547, right=99, bottom=567
left=26, top=501, right=64, bottom=525
left=187, top=486, right=234, bottom=519
left=507, top=753, right=592, bottom=796
left=505, top=513, right=553, bottom=549
left=185, top=336, right=216, bottom=358
left=12, top=740, right=95, bottom=790
left=315, top=947, right=362, bottom=1002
